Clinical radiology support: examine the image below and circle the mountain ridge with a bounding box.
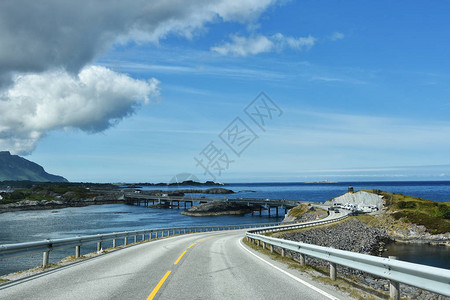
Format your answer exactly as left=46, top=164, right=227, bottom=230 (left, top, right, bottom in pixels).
left=0, top=151, right=67, bottom=182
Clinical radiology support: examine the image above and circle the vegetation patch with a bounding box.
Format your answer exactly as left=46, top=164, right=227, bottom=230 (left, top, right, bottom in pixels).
left=287, top=204, right=309, bottom=217
left=371, top=191, right=450, bottom=234
left=392, top=211, right=450, bottom=234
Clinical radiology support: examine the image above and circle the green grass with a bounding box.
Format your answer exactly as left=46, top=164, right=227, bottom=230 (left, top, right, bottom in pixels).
left=375, top=192, right=450, bottom=234
left=287, top=204, right=309, bottom=217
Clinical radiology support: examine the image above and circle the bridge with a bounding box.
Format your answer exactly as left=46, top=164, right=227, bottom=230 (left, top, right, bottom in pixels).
left=124, top=192, right=308, bottom=217
left=0, top=211, right=449, bottom=299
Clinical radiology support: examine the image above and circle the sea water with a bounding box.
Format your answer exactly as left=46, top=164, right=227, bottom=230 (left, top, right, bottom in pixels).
left=0, top=181, right=449, bottom=275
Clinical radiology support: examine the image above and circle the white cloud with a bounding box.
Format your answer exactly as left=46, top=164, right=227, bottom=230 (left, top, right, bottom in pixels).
left=330, top=32, right=345, bottom=41
left=272, top=33, right=316, bottom=50
left=212, top=33, right=316, bottom=56
left=0, top=66, right=160, bottom=154
left=0, top=0, right=280, bottom=84
left=211, top=35, right=274, bottom=56
left=0, top=0, right=281, bottom=154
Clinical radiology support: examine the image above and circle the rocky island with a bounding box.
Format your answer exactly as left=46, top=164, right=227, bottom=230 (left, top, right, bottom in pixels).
left=181, top=201, right=254, bottom=216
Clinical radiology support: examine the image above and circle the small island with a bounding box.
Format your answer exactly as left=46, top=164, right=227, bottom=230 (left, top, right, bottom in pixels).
left=181, top=201, right=254, bottom=216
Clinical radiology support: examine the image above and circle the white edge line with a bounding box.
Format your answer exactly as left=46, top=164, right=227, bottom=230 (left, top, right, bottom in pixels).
left=239, top=239, right=340, bottom=300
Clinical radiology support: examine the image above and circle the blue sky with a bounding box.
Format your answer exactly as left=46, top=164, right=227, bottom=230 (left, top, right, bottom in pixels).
left=2, top=1, right=450, bottom=183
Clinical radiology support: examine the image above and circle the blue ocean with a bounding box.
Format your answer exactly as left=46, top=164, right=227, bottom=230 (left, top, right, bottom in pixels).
left=0, top=181, right=448, bottom=275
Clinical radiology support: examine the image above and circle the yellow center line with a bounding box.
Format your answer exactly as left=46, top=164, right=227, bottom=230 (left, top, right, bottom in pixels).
left=147, top=270, right=171, bottom=300
left=174, top=250, right=187, bottom=265
left=187, top=242, right=197, bottom=249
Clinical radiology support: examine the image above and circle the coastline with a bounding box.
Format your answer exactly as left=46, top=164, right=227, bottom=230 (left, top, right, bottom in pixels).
left=0, top=198, right=127, bottom=214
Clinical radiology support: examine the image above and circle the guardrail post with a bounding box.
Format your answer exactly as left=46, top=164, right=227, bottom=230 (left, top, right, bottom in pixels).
left=75, top=245, right=81, bottom=258
left=113, top=239, right=117, bottom=248
left=262, top=242, right=266, bottom=249
left=97, top=242, right=102, bottom=252
left=142, top=234, right=145, bottom=241
left=281, top=248, right=285, bottom=257
left=167, top=230, right=170, bottom=236
left=389, top=256, right=400, bottom=300
left=42, top=251, right=49, bottom=267
left=299, top=253, right=305, bottom=266
left=270, top=244, right=274, bottom=253
left=125, top=237, right=129, bottom=245
left=330, top=262, right=337, bottom=280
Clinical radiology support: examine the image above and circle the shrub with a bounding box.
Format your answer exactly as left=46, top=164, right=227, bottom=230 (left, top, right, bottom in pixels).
left=397, top=201, right=416, bottom=209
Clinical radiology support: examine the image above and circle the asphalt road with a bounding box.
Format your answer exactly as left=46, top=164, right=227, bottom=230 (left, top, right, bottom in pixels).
left=0, top=226, right=349, bottom=300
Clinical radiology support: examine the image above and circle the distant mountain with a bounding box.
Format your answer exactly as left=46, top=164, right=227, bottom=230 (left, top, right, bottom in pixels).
left=0, top=151, right=68, bottom=182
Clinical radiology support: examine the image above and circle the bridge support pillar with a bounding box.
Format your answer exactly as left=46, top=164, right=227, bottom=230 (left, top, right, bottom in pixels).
left=42, top=251, right=49, bottom=268
left=75, top=245, right=80, bottom=258
left=299, top=253, right=305, bottom=266
left=389, top=256, right=400, bottom=300
left=281, top=248, right=285, bottom=257
left=113, top=239, right=117, bottom=248
left=330, top=262, right=336, bottom=280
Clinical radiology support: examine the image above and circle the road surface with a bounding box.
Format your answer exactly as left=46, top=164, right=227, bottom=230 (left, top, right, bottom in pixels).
left=0, top=228, right=349, bottom=299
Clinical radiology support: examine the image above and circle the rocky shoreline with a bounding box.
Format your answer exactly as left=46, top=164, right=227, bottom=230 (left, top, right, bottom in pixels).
left=0, top=191, right=126, bottom=214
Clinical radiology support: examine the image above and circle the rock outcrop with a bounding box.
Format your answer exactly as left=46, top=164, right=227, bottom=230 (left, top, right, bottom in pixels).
left=181, top=201, right=253, bottom=216
left=282, top=204, right=328, bottom=223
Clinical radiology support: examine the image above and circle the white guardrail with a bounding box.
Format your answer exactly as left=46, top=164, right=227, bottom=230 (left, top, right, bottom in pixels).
left=245, top=215, right=450, bottom=298
left=0, top=222, right=286, bottom=268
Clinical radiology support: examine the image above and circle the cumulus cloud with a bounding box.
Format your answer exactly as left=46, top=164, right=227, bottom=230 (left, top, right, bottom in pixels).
left=211, top=33, right=316, bottom=56
left=0, top=0, right=278, bottom=83
left=0, top=66, right=160, bottom=154
left=0, top=0, right=280, bottom=154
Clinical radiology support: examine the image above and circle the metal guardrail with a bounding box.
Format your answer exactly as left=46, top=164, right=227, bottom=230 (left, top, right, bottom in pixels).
left=0, top=222, right=286, bottom=268
left=246, top=216, right=450, bottom=297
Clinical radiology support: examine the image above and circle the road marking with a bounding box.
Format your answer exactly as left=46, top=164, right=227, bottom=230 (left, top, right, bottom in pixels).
left=188, top=243, right=197, bottom=249
left=147, top=270, right=171, bottom=300
left=174, top=250, right=187, bottom=265
left=239, top=239, right=339, bottom=300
